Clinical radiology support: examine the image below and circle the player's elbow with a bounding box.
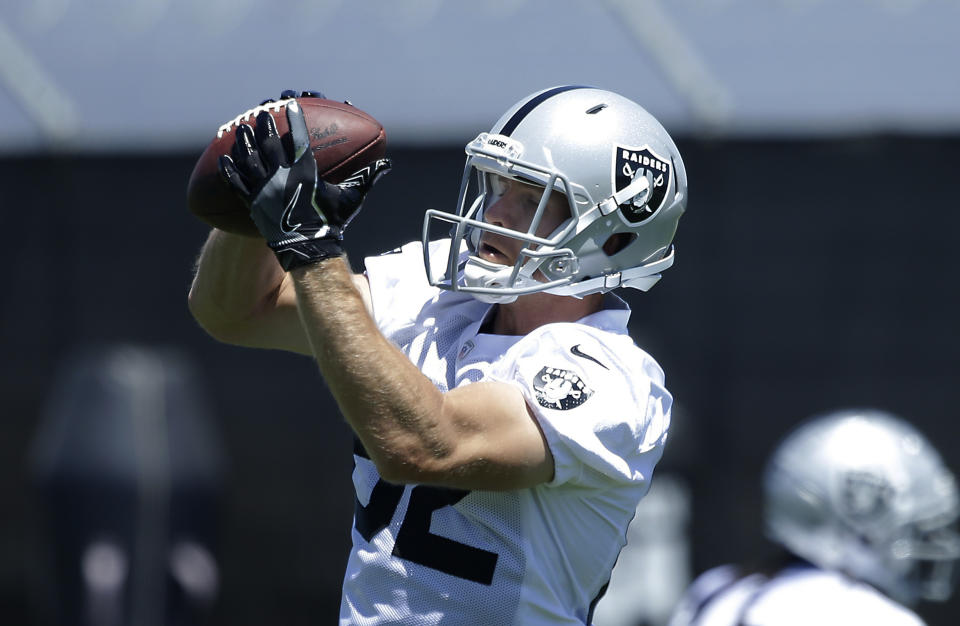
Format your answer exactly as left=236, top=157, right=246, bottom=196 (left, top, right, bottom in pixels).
left=367, top=439, right=457, bottom=486
left=187, top=285, right=247, bottom=346
left=375, top=462, right=458, bottom=487
left=369, top=450, right=440, bottom=485
left=372, top=460, right=416, bottom=485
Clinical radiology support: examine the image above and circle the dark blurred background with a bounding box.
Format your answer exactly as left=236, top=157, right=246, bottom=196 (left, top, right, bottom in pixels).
left=2, top=2, right=958, bottom=625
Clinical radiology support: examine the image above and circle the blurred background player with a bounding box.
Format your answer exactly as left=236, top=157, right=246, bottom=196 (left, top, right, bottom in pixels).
left=667, top=408, right=960, bottom=626
left=188, top=86, right=687, bottom=624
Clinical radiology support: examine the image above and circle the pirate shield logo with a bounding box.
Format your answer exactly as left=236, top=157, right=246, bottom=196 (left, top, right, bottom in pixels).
left=614, top=145, right=673, bottom=224
left=839, top=470, right=893, bottom=520
left=533, top=366, right=593, bottom=411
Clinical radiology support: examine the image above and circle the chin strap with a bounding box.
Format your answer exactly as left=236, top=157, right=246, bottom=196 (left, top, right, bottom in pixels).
left=598, top=172, right=652, bottom=216
left=615, top=247, right=675, bottom=290
left=458, top=246, right=674, bottom=301
left=461, top=256, right=522, bottom=304
left=541, top=247, right=675, bottom=297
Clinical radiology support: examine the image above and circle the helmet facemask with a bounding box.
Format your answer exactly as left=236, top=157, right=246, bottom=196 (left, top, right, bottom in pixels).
left=423, top=134, right=585, bottom=304
left=885, top=506, right=960, bottom=602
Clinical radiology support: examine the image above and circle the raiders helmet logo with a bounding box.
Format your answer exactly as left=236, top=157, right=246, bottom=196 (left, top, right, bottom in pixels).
left=839, top=470, right=893, bottom=520
left=533, top=366, right=593, bottom=411
left=614, top=145, right=673, bottom=224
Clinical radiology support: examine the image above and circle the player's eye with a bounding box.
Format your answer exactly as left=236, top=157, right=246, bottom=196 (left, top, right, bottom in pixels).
left=522, top=189, right=541, bottom=211
left=489, top=175, right=510, bottom=197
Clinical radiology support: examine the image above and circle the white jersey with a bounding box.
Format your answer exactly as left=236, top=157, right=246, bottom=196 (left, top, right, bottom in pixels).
left=667, top=563, right=926, bottom=626
left=339, top=239, right=673, bottom=626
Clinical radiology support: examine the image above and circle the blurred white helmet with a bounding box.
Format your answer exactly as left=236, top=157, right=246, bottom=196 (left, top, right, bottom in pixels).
left=422, top=85, right=687, bottom=303
left=764, top=408, right=960, bottom=605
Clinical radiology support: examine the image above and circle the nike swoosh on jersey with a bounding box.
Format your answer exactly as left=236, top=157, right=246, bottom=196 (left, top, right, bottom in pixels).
left=281, top=182, right=303, bottom=234
left=570, top=344, right=609, bottom=370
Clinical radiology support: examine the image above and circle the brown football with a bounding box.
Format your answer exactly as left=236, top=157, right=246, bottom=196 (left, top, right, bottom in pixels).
left=186, top=97, right=387, bottom=236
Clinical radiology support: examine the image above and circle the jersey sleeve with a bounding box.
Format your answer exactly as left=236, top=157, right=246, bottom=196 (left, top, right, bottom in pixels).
left=489, top=324, right=672, bottom=489
left=362, top=239, right=449, bottom=334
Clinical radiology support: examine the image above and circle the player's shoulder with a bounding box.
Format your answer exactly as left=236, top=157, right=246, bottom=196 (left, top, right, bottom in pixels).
left=365, top=239, right=431, bottom=272
left=521, top=314, right=664, bottom=387
left=686, top=563, right=744, bottom=597
left=753, top=567, right=926, bottom=626
left=669, top=564, right=775, bottom=626
left=668, top=564, right=745, bottom=626
left=364, top=239, right=463, bottom=290
left=504, top=319, right=670, bottom=433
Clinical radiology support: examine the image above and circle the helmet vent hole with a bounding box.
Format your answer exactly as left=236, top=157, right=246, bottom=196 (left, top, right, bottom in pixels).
left=585, top=103, right=608, bottom=115
left=603, top=233, right=636, bottom=255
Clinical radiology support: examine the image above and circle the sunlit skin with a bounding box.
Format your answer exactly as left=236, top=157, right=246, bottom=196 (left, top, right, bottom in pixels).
left=476, top=175, right=604, bottom=335
left=477, top=175, right=571, bottom=266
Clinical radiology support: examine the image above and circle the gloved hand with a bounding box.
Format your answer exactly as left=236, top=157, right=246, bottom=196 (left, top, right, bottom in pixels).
left=218, top=91, right=391, bottom=271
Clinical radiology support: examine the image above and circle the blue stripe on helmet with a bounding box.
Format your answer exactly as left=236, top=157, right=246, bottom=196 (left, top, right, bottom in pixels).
left=498, top=85, right=592, bottom=137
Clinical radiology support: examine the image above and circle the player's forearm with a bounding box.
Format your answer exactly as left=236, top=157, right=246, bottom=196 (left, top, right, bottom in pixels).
left=188, top=228, right=288, bottom=341
left=291, top=258, right=456, bottom=481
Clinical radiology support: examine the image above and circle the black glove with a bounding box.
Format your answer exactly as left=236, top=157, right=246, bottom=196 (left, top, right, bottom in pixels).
left=218, top=93, right=391, bottom=271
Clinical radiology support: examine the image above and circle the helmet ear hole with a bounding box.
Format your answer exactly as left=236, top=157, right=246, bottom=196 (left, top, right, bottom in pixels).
left=603, top=232, right=636, bottom=256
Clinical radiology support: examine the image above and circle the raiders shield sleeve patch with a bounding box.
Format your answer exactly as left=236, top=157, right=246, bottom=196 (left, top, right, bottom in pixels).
left=533, top=366, right=593, bottom=410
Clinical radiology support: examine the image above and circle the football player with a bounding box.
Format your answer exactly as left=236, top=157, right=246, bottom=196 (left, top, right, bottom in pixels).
left=667, top=409, right=960, bottom=626
left=189, top=86, right=687, bottom=625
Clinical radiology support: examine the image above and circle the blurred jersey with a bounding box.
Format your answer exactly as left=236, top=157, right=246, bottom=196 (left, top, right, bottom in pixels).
left=668, top=563, right=926, bottom=626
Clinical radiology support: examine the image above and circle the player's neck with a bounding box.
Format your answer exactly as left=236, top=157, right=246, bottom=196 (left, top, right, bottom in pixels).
left=489, top=291, right=604, bottom=336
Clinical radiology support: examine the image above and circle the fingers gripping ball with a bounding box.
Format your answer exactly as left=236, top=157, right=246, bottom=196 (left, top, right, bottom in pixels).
left=214, top=99, right=391, bottom=270
left=187, top=95, right=387, bottom=236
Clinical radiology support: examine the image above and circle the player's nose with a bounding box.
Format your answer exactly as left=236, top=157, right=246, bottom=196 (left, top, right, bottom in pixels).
left=484, top=194, right=517, bottom=229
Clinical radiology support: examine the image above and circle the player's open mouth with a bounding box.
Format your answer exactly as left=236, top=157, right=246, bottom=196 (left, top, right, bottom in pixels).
left=478, top=241, right=510, bottom=264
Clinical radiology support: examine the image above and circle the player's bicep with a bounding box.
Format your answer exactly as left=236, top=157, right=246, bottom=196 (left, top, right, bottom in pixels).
left=425, top=381, right=554, bottom=491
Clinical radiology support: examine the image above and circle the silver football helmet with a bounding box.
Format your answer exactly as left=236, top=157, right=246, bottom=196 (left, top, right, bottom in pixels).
left=422, top=86, right=687, bottom=303
left=764, top=408, right=960, bottom=605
